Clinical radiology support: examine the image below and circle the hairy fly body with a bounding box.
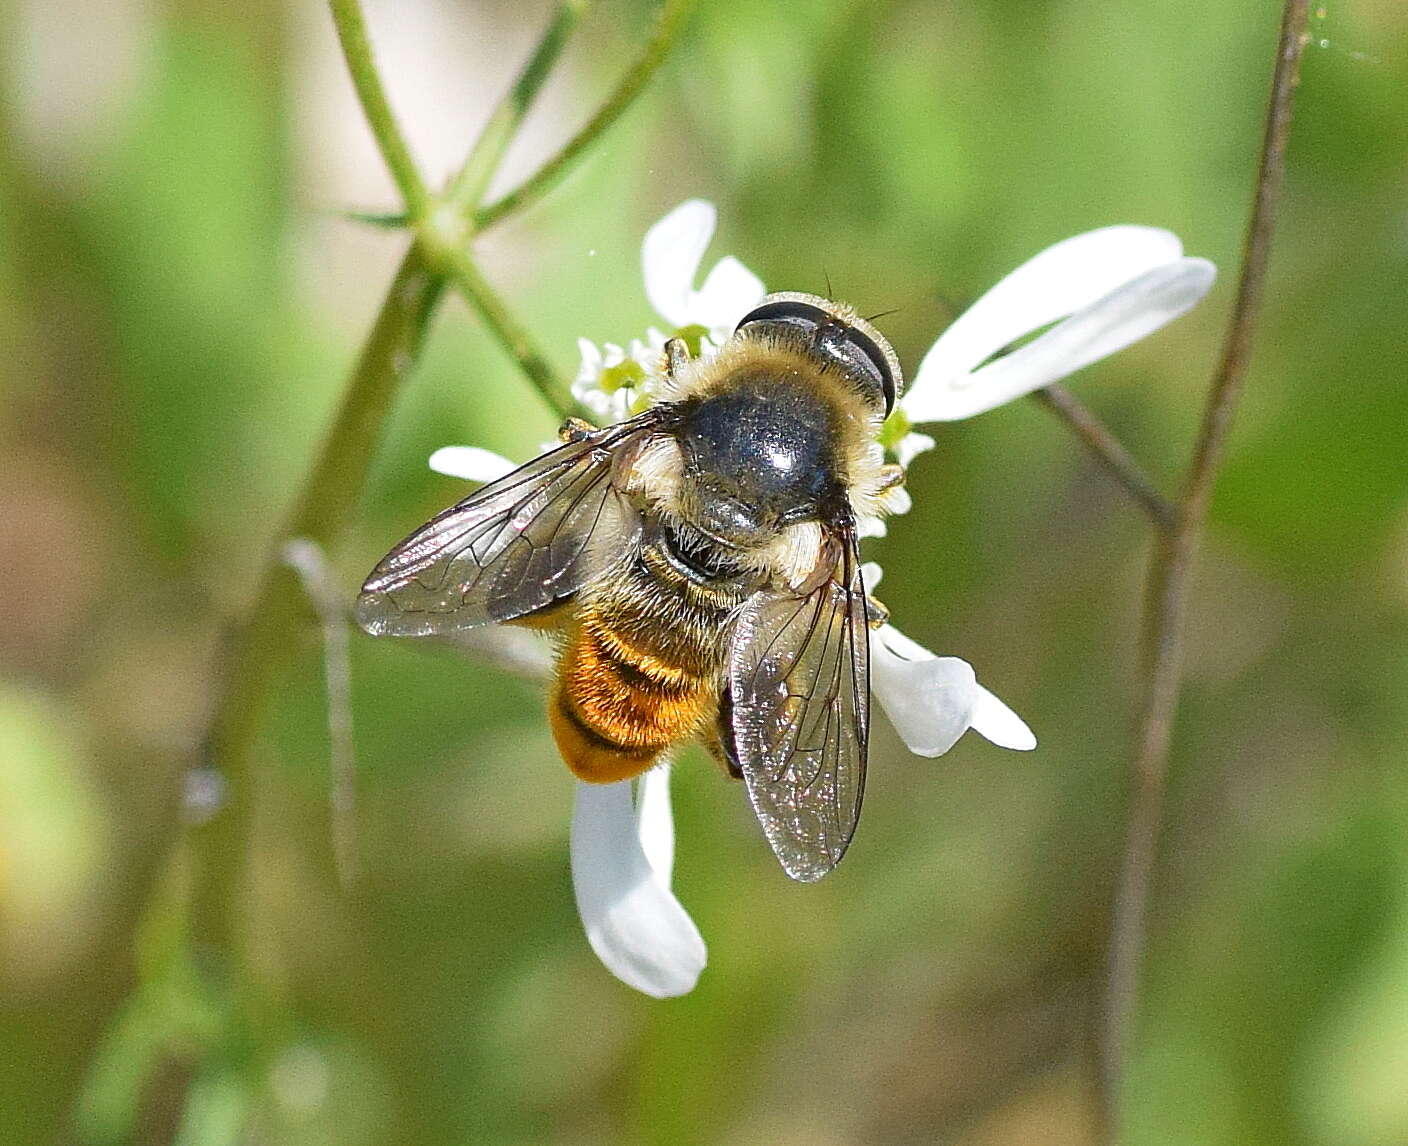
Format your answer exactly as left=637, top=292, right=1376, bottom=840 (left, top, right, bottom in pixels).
left=358, top=293, right=906, bottom=881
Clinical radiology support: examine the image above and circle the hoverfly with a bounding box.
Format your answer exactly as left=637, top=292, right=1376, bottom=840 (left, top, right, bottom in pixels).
left=358, top=293, right=905, bottom=881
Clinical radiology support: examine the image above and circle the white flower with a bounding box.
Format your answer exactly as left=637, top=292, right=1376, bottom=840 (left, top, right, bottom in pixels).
left=867, top=225, right=1213, bottom=531
left=572, top=200, right=768, bottom=419
left=892, top=429, right=937, bottom=470
left=871, top=622, right=1035, bottom=755
left=860, top=561, right=1034, bottom=756
left=641, top=198, right=766, bottom=344
left=424, top=201, right=1216, bottom=1000
left=901, top=225, right=1217, bottom=424
left=856, top=482, right=912, bottom=539
left=571, top=334, right=666, bottom=423
left=570, top=764, right=706, bottom=998
left=427, top=445, right=518, bottom=483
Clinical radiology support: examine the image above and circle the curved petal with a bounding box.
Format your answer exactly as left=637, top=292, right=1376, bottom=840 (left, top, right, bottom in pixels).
left=427, top=446, right=518, bottom=482
left=907, top=256, right=1216, bottom=422
left=634, top=764, right=675, bottom=886
left=573, top=337, right=603, bottom=382
left=879, top=484, right=913, bottom=517
left=690, top=255, right=766, bottom=334
left=871, top=625, right=979, bottom=758
left=893, top=430, right=936, bottom=470
left=642, top=199, right=716, bottom=328
left=970, top=685, right=1037, bottom=750
left=571, top=779, right=706, bottom=998
left=913, top=226, right=1186, bottom=390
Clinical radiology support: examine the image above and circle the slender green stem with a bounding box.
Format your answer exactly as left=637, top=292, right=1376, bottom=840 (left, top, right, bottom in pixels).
left=191, top=247, right=443, bottom=949
left=191, top=0, right=692, bottom=959
left=132, top=3, right=701, bottom=1133
left=447, top=2, right=588, bottom=213
left=476, top=0, right=697, bottom=230
left=439, top=244, right=577, bottom=419
left=328, top=0, right=434, bottom=222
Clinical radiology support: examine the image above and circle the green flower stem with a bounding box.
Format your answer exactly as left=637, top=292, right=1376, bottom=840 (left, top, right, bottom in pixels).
left=190, top=0, right=695, bottom=957
left=446, top=2, right=589, bottom=214
left=328, top=0, right=434, bottom=223
left=192, top=247, right=444, bottom=951
left=437, top=243, right=576, bottom=420
left=475, top=0, right=698, bottom=230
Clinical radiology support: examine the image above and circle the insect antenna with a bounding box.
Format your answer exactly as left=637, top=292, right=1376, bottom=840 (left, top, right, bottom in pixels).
left=863, top=307, right=902, bottom=323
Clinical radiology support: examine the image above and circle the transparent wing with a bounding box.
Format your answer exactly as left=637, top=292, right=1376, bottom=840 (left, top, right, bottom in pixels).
left=356, top=416, right=657, bottom=637
left=727, top=534, right=869, bottom=882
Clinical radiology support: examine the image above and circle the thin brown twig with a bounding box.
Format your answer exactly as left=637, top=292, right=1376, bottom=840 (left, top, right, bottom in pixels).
left=1100, top=0, right=1311, bottom=1135
left=1032, top=385, right=1177, bottom=532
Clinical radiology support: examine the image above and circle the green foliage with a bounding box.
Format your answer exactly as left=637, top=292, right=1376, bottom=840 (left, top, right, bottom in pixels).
left=2, top=1, right=1406, bottom=1143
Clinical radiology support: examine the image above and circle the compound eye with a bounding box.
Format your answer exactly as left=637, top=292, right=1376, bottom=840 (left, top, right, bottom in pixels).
left=736, top=297, right=830, bottom=335
left=736, top=297, right=896, bottom=414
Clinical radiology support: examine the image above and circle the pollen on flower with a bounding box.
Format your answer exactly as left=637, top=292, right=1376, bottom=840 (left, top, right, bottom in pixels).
left=574, top=336, right=665, bottom=421
left=878, top=408, right=912, bottom=449
left=601, top=358, right=646, bottom=394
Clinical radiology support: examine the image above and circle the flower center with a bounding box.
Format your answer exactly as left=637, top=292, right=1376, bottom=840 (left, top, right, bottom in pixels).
left=878, top=408, right=913, bottom=452
left=600, top=357, right=646, bottom=393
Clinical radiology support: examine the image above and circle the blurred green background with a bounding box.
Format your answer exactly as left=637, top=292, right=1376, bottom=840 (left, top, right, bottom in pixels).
left=2, top=0, right=1406, bottom=1143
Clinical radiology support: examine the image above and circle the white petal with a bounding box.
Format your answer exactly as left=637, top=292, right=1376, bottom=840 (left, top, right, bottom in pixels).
left=906, top=257, right=1216, bottom=422
left=914, top=226, right=1185, bottom=384
left=571, top=780, right=706, bottom=998
left=893, top=431, right=937, bottom=469
left=873, top=623, right=928, bottom=661
left=857, top=515, right=888, bottom=539
left=690, top=255, right=766, bottom=334
left=969, top=685, right=1037, bottom=750
left=871, top=625, right=979, bottom=757
left=427, top=446, right=517, bottom=482
left=572, top=387, right=613, bottom=419
left=574, top=337, right=603, bottom=382
left=635, top=764, right=675, bottom=885
left=879, top=484, right=913, bottom=516
left=860, top=561, right=884, bottom=590
left=642, top=199, right=716, bottom=329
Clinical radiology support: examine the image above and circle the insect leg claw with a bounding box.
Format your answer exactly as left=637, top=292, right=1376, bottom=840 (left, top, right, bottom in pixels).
left=866, top=595, right=890, bottom=628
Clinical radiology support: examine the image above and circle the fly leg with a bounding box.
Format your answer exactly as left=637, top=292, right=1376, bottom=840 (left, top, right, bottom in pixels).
left=703, top=686, right=743, bottom=780
left=558, top=417, right=598, bottom=443
left=866, top=595, right=889, bottom=630
left=663, top=337, right=691, bottom=381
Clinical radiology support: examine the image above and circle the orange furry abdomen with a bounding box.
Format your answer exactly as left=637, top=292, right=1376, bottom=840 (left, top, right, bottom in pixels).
left=549, top=610, right=712, bottom=783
